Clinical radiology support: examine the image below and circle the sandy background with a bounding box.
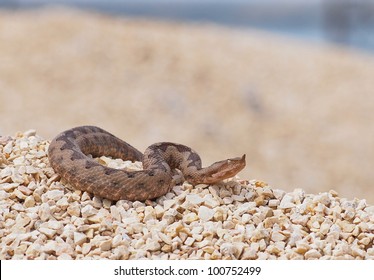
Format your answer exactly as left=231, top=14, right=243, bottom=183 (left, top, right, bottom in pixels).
left=0, top=8, right=374, bottom=203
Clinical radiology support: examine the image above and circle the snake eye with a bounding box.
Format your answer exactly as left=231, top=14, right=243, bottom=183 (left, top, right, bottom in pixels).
left=127, top=173, right=135, bottom=178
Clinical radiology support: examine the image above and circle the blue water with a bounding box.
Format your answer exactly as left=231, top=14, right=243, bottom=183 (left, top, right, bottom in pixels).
left=2, top=1, right=374, bottom=53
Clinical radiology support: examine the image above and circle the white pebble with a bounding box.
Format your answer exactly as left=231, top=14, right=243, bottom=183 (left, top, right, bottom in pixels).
left=100, top=239, right=112, bottom=251
left=163, top=199, right=176, bottom=210
left=198, top=206, right=215, bottom=221
left=67, top=202, right=81, bottom=216
left=0, top=190, right=10, bottom=200
left=39, top=227, right=56, bottom=238
left=74, top=232, right=87, bottom=246
left=38, top=203, right=52, bottom=221
left=268, top=199, right=280, bottom=207
left=279, top=194, right=296, bottom=209
left=81, top=204, right=97, bottom=217
left=185, top=194, right=204, bottom=205
left=305, top=249, right=322, bottom=259
left=81, top=243, right=91, bottom=255
left=44, top=190, right=64, bottom=201
left=57, top=253, right=73, bottom=260
left=183, top=212, right=199, bottom=223
left=184, top=237, right=195, bottom=246
left=0, top=166, right=12, bottom=178
left=46, top=220, right=63, bottom=231
left=3, top=141, right=13, bottom=154
left=145, top=239, right=161, bottom=252
left=271, top=231, right=286, bottom=242
left=25, top=243, right=42, bottom=258
left=272, top=189, right=286, bottom=200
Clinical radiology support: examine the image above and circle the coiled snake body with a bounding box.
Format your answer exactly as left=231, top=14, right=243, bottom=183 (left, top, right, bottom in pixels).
left=48, top=126, right=246, bottom=201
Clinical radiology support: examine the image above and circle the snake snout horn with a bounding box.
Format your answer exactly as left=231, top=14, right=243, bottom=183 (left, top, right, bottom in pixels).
left=195, top=154, right=246, bottom=185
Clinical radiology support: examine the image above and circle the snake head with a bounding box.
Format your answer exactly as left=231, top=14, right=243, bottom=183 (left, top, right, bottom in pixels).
left=196, top=154, right=246, bottom=185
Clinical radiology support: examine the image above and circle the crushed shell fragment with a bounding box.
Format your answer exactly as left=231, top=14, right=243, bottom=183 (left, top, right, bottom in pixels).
left=0, top=130, right=373, bottom=260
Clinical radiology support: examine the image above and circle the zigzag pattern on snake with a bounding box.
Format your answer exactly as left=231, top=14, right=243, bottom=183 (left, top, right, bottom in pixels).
left=48, top=126, right=246, bottom=201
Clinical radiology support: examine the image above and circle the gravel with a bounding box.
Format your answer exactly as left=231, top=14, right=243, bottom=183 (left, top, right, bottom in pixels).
left=0, top=130, right=373, bottom=260
left=1, top=8, right=374, bottom=203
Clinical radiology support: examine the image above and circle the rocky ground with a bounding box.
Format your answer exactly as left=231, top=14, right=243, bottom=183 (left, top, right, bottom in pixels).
left=0, top=130, right=373, bottom=259
left=0, top=9, right=373, bottom=207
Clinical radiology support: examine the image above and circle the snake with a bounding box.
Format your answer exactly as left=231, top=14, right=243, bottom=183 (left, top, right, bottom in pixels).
left=48, top=126, right=246, bottom=201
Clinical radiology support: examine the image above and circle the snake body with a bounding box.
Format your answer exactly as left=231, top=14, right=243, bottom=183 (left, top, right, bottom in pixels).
left=48, top=126, right=246, bottom=201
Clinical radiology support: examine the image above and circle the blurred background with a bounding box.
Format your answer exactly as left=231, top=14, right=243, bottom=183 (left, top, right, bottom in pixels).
left=0, top=0, right=373, bottom=203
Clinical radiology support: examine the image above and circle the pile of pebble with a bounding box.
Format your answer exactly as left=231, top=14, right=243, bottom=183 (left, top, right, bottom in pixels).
left=0, top=130, right=373, bottom=259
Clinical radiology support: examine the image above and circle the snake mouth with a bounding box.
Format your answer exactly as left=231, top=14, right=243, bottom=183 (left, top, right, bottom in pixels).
left=198, top=154, right=246, bottom=185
